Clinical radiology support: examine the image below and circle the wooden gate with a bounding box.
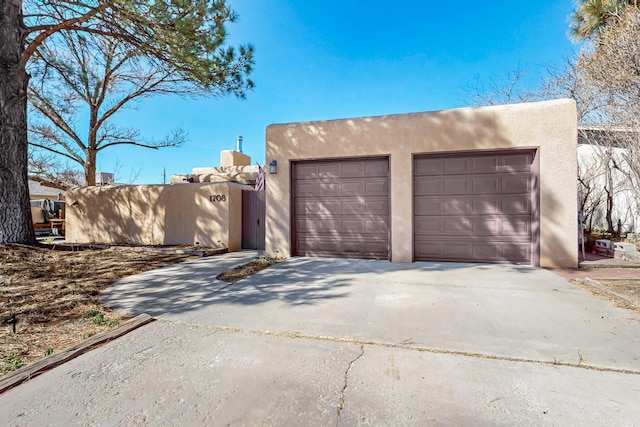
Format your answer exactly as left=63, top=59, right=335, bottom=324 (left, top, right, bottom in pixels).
left=242, top=190, right=266, bottom=250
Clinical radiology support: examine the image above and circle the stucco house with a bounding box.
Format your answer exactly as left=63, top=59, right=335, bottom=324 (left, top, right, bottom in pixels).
left=65, top=150, right=263, bottom=249
left=264, top=99, right=578, bottom=268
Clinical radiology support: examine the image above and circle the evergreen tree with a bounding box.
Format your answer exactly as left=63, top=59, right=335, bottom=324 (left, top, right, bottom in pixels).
left=0, top=0, right=254, bottom=243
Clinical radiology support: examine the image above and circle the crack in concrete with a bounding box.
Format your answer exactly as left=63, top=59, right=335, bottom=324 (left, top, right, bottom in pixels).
left=157, top=320, right=640, bottom=376
left=336, top=344, right=364, bottom=426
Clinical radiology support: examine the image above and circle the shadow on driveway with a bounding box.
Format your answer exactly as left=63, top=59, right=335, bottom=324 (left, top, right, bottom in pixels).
left=102, top=253, right=552, bottom=320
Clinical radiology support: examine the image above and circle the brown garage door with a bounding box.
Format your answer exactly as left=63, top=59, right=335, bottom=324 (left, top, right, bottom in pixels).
left=414, top=149, right=539, bottom=265
left=292, top=157, right=390, bottom=259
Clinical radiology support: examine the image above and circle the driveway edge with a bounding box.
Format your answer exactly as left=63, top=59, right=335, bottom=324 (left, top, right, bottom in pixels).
left=0, top=313, right=154, bottom=394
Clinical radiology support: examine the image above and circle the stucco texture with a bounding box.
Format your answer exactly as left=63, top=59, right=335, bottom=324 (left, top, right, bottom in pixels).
left=265, top=99, right=578, bottom=268
left=65, top=182, right=246, bottom=250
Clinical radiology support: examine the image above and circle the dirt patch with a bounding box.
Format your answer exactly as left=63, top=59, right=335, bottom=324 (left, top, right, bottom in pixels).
left=571, top=279, right=640, bottom=314
left=0, top=244, right=199, bottom=375
left=217, top=256, right=281, bottom=284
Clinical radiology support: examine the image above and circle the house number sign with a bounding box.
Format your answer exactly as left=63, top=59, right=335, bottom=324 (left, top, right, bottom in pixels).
left=209, top=195, right=226, bottom=202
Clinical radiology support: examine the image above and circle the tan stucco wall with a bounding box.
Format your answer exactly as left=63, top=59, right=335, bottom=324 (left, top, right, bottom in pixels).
left=265, top=98, right=578, bottom=268
left=65, top=182, right=247, bottom=250
left=220, top=150, right=251, bottom=166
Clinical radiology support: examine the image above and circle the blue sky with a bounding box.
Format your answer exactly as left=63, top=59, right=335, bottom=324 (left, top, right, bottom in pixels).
left=98, top=0, right=579, bottom=184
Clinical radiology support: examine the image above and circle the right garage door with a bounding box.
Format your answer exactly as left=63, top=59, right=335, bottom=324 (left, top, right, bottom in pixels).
left=413, top=149, right=539, bottom=265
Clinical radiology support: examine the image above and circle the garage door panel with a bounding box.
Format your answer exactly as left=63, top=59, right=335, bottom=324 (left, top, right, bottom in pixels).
left=417, top=175, right=533, bottom=196
left=343, top=198, right=389, bottom=215
left=502, top=244, right=531, bottom=262
left=340, top=162, right=366, bottom=177
left=295, top=199, right=315, bottom=214
left=365, top=218, right=389, bottom=233
left=502, top=153, right=533, bottom=171
left=297, top=181, right=388, bottom=198
left=416, top=196, right=531, bottom=216
left=500, top=218, right=531, bottom=235
left=295, top=164, right=320, bottom=179
left=293, top=158, right=389, bottom=260
left=415, top=199, right=473, bottom=215
left=415, top=177, right=445, bottom=195
left=501, top=174, right=531, bottom=193
left=296, top=218, right=339, bottom=233
left=443, top=243, right=473, bottom=259
left=341, top=181, right=364, bottom=195
left=444, top=218, right=472, bottom=234
left=499, top=196, right=531, bottom=214
left=414, top=150, right=537, bottom=265
left=414, top=218, right=444, bottom=235
left=415, top=158, right=444, bottom=176
left=471, top=199, right=500, bottom=214
left=473, top=244, right=500, bottom=259
left=472, top=156, right=499, bottom=173
left=299, top=197, right=389, bottom=216
left=341, top=201, right=366, bottom=214
left=471, top=177, right=499, bottom=193
left=318, top=183, right=340, bottom=196
left=364, top=241, right=389, bottom=256
left=365, top=180, right=388, bottom=195
left=365, top=160, right=390, bottom=177
left=415, top=240, right=531, bottom=263
left=415, top=196, right=530, bottom=215
left=298, top=216, right=386, bottom=234
left=443, top=177, right=470, bottom=194
left=316, top=239, right=340, bottom=253
left=415, top=199, right=446, bottom=215
left=364, top=199, right=389, bottom=214
left=341, top=219, right=367, bottom=233
left=416, top=216, right=531, bottom=237
left=318, top=164, right=341, bottom=178
left=295, top=236, right=388, bottom=259
left=444, top=158, right=470, bottom=174
left=316, top=200, right=342, bottom=215
left=295, top=182, right=317, bottom=195
left=472, top=219, right=500, bottom=235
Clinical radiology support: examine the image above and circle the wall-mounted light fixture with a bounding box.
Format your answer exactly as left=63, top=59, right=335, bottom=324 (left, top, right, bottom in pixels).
left=269, top=160, right=278, bottom=174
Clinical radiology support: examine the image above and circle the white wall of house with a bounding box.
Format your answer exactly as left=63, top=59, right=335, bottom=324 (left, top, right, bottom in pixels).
left=578, top=144, right=640, bottom=233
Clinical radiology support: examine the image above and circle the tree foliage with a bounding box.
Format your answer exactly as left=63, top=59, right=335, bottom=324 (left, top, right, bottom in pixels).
left=0, top=0, right=254, bottom=243
left=577, top=8, right=640, bottom=197
left=26, top=0, right=254, bottom=185
left=467, top=5, right=640, bottom=234
left=23, top=1, right=254, bottom=93
left=571, top=0, right=639, bottom=39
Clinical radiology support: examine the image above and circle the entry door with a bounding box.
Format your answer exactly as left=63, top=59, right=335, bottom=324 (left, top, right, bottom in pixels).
left=413, top=149, right=539, bottom=265
left=292, top=157, right=390, bottom=259
left=242, top=190, right=266, bottom=250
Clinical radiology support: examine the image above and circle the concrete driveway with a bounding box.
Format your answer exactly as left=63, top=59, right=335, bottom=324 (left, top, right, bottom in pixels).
left=2, top=253, right=640, bottom=426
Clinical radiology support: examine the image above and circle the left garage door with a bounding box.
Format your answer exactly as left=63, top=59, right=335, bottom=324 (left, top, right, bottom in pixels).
left=292, top=158, right=390, bottom=259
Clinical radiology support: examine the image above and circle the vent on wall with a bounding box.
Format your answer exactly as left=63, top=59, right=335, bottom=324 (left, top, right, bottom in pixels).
left=95, top=172, right=114, bottom=186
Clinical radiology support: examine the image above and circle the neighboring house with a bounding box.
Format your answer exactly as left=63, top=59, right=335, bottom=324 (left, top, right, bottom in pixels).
left=171, top=150, right=260, bottom=185
left=28, top=179, right=65, bottom=201
left=577, top=125, right=640, bottom=234
left=28, top=180, right=66, bottom=235
left=264, top=99, right=578, bottom=268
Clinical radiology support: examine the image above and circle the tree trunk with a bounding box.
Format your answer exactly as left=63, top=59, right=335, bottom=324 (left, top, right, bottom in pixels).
left=0, top=0, right=35, bottom=244
left=84, top=148, right=97, bottom=186
left=604, top=161, right=615, bottom=235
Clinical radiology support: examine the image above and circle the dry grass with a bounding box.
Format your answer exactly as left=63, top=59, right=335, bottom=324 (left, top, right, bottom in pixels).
left=0, top=244, right=198, bottom=375
left=572, top=279, right=640, bottom=314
